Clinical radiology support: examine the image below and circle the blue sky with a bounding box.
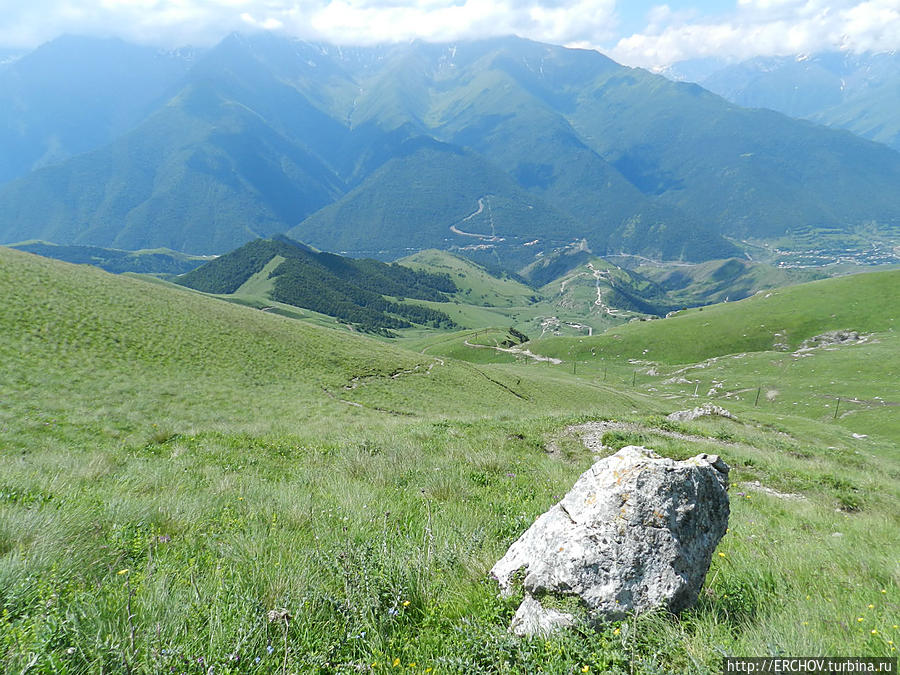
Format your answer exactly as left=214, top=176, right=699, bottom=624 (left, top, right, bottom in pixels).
left=0, top=1, right=898, bottom=67
left=617, top=0, right=730, bottom=35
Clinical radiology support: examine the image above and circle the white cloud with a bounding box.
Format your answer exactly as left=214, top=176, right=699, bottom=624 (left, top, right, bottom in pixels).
left=0, top=0, right=617, bottom=49
left=609, top=0, right=900, bottom=68
left=0, top=0, right=896, bottom=67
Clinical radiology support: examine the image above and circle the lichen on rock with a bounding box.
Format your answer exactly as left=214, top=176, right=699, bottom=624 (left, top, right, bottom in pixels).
left=490, top=446, right=730, bottom=636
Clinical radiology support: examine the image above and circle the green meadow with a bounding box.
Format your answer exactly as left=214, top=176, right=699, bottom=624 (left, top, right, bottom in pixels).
left=1, top=248, right=897, bottom=673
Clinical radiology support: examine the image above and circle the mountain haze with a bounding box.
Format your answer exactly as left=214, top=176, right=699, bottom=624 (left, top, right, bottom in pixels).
left=1, top=34, right=898, bottom=266
left=674, top=51, right=900, bottom=152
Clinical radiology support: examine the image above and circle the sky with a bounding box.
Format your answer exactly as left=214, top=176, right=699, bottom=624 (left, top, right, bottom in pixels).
left=0, top=0, right=898, bottom=68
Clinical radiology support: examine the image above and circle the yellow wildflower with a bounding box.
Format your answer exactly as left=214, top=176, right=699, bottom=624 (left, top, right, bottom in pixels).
left=117, top=569, right=129, bottom=576
left=393, top=657, right=401, bottom=667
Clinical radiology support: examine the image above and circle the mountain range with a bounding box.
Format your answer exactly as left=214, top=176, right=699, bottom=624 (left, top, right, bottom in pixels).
left=1, top=33, right=899, bottom=269
left=665, top=50, right=900, bottom=152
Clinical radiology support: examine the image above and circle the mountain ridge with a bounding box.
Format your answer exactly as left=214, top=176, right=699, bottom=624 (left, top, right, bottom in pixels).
left=0, top=34, right=898, bottom=266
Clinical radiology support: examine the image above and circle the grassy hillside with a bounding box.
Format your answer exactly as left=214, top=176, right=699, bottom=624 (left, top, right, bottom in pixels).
left=288, top=140, right=580, bottom=264
left=400, top=249, right=537, bottom=308
left=9, top=240, right=209, bottom=275
left=624, top=257, right=833, bottom=306
left=534, top=269, right=900, bottom=365
left=1, top=247, right=897, bottom=672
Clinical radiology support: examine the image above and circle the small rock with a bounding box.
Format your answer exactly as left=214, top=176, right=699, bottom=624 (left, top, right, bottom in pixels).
left=666, top=404, right=737, bottom=423
left=267, top=608, right=291, bottom=623
left=491, top=446, right=730, bottom=635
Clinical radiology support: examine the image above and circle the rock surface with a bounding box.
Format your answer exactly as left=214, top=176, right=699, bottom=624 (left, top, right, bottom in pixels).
left=798, top=330, right=865, bottom=351
left=666, top=404, right=736, bottom=422
left=491, top=446, right=730, bottom=636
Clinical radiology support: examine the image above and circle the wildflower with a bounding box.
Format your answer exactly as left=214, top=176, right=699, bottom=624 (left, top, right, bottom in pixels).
left=882, top=589, right=887, bottom=594
left=857, top=617, right=864, bottom=622
left=117, top=569, right=129, bottom=575
left=582, top=666, right=591, bottom=673
left=613, top=628, right=620, bottom=636
left=393, top=657, right=401, bottom=667
left=718, top=552, right=726, bottom=558
left=871, top=629, right=878, bottom=635
left=388, top=607, right=399, bottom=617
left=868, top=604, right=874, bottom=609
left=402, top=600, right=410, bottom=607
left=267, top=645, right=274, bottom=655
left=802, top=622, right=808, bottom=626
left=255, top=657, right=261, bottom=664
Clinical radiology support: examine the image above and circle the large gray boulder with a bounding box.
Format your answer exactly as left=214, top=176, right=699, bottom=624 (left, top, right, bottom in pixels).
left=491, top=446, right=729, bottom=636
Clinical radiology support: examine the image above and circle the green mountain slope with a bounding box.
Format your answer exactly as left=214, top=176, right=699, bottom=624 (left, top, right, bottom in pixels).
left=694, top=51, right=900, bottom=152
left=534, top=268, right=900, bottom=365
left=566, top=70, right=900, bottom=239
left=426, top=42, right=736, bottom=261
left=0, top=35, right=191, bottom=184
left=8, top=241, right=208, bottom=275
left=176, top=237, right=457, bottom=332
left=2, top=35, right=899, bottom=263
left=289, top=138, right=581, bottom=265
left=2, top=245, right=898, bottom=671
left=0, top=36, right=348, bottom=254
left=400, top=249, right=537, bottom=307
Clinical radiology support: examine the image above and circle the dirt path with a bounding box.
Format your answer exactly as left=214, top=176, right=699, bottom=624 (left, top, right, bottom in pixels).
left=463, top=338, right=562, bottom=364
left=586, top=262, right=625, bottom=316
left=449, top=197, right=502, bottom=241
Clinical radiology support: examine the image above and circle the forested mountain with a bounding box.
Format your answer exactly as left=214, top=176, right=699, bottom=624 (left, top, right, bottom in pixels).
left=176, top=236, right=457, bottom=333
left=670, top=51, right=900, bottom=152
left=8, top=241, right=207, bottom=275
left=0, top=36, right=194, bottom=183
left=1, top=34, right=899, bottom=268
